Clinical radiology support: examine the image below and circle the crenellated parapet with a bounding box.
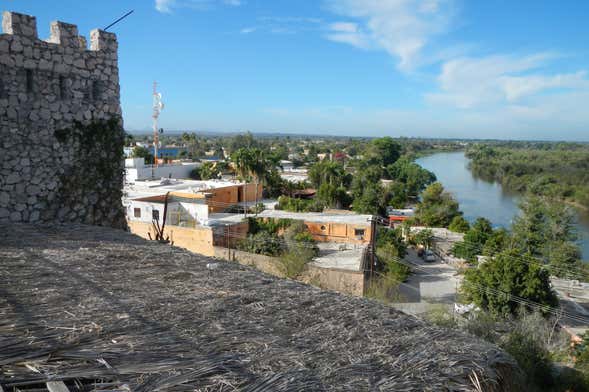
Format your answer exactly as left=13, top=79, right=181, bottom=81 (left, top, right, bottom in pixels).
left=0, top=10, right=126, bottom=229
left=1, top=11, right=37, bottom=38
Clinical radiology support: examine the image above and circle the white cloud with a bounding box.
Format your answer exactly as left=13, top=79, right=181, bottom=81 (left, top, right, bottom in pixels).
left=501, top=71, right=589, bottom=101
left=240, top=27, right=256, bottom=34
left=155, top=0, right=175, bottom=13
left=426, top=53, right=589, bottom=109
left=329, top=22, right=358, bottom=33
left=155, top=0, right=242, bottom=13
left=325, top=0, right=453, bottom=71
left=240, top=16, right=322, bottom=36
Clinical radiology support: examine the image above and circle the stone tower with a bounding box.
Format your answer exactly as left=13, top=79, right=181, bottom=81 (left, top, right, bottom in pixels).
left=0, top=11, right=127, bottom=228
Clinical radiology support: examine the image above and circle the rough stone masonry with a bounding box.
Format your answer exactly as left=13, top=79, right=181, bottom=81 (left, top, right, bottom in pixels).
left=0, top=11, right=126, bottom=228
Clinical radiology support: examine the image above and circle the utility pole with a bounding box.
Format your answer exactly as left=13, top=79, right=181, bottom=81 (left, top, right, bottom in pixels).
left=369, top=216, right=377, bottom=279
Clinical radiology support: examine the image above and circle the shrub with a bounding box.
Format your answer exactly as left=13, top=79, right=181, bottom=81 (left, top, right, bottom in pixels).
left=425, top=304, right=457, bottom=328
left=376, top=227, right=407, bottom=258
left=238, top=231, right=283, bottom=256
left=365, top=277, right=404, bottom=303
left=283, top=221, right=319, bottom=255
left=276, top=195, right=323, bottom=212
left=448, top=216, right=470, bottom=233
left=189, top=167, right=202, bottom=180
left=500, top=331, right=555, bottom=390
left=247, top=217, right=292, bottom=235
left=278, top=245, right=316, bottom=279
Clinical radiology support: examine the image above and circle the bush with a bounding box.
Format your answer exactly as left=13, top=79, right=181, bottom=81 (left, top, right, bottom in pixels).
left=501, top=331, right=555, bottom=390
left=365, top=276, right=404, bottom=303
left=278, top=245, right=316, bottom=279
left=278, top=221, right=319, bottom=278
left=376, top=227, right=407, bottom=258
left=276, top=196, right=323, bottom=212
left=247, top=217, right=292, bottom=235
left=425, top=304, right=457, bottom=328
left=238, top=231, right=283, bottom=256
left=376, top=243, right=411, bottom=282
left=189, top=167, right=202, bottom=180
left=448, top=216, right=470, bottom=233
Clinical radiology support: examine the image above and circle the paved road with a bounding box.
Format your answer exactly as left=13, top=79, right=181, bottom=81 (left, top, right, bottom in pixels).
left=393, top=248, right=462, bottom=315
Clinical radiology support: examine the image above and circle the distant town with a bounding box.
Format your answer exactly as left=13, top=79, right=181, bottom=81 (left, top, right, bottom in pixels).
left=3, top=4, right=589, bottom=391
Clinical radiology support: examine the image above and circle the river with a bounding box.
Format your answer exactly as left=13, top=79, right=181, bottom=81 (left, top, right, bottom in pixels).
left=416, top=151, right=589, bottom=260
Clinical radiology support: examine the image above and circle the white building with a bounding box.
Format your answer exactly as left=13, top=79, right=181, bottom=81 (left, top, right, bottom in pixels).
left=125, top=157, right=200, bottom=183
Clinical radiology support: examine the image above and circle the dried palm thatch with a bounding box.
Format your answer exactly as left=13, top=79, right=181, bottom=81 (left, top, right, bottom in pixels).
left=0, top=224, right=524, bottom=391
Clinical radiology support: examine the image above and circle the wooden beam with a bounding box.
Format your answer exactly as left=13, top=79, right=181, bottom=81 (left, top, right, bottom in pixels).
left=46, top=381, right=70, bottom=392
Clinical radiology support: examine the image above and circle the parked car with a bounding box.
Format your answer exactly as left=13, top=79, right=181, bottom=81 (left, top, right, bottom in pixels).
left=423, top=250, right=436, bottom=262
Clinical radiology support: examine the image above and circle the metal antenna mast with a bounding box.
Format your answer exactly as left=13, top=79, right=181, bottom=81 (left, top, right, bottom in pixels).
left=152, top=81, right=164, bottom=167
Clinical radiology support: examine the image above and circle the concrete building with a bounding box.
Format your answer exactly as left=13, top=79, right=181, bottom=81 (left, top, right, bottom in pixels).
left=256, top=209, right=373, bottom=245
left=125, top=157, right=200, bottom=182
left=126, top=179, right=262, bottom=255
left=126, top=178, right=262, bottom=223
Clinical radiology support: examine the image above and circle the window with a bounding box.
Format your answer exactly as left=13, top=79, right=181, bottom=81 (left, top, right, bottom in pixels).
left=354, top=228, right=365, bottom=238
left=83, top=80, right=92, bottom=101
left=92, top=80, right=101, bottom=100
left=25, top=69, right=34, bottom=93
left=152, top=210, right=160, bottom=221
left=320, top=225, right=327, bottom=231
left=133, top=208, right=141, bottom=218
left=59, top=76, right=67, bottom=100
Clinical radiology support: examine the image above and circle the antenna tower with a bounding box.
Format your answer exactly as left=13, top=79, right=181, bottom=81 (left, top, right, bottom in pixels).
left=152, top=81, right=164, bottom=167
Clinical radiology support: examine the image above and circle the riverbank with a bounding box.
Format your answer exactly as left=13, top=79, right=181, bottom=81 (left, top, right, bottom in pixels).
left=466, top=145, right=589, bottom=210
left=416, top=151, right=589, bottom=260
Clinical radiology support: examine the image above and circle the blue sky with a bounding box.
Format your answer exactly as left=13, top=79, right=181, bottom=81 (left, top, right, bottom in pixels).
left=3, top=0, right=589, bottom=140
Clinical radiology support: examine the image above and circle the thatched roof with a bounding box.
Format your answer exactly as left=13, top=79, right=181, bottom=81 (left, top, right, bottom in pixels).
left=0, top=224, right=522, bottom=391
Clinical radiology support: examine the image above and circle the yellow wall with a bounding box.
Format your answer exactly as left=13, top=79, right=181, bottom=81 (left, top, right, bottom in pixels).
left=304, top=221, right=372, bottom=244
left=128, top=220, right=215, bottom=257
left=172, top=183, right=263, bottom=213
left=241, top=183, right=263, bottom=203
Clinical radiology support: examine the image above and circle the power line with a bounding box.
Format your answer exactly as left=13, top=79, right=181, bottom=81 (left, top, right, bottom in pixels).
left=103, top=10, right=134, bottom=31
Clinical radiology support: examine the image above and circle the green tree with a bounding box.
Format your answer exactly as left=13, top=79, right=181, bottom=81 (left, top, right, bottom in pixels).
left=231, top=147, right=279, bottom=207
left=462, top=250, right=558, bottom=316
left=511, top=196, right=582, bottom=276
left=482, top=228, right=510, bottom=256
left=131, top=146, right=154, bottom=164
left=350, top=166, right=388, bottom=215
left=308, top=160, right=349, bottom=188
left=386, top=182, right=408, bottom=209
left=352, top=182, right=386, bottom=215
left=365, top=137, right=402, bottom=166
left=316, top=183, right=352, bottom=209
left=448, top=216, right=470, bottom=233
left=546, top=241, right=585, bottom=279
left=386, top=156, right=436, bottom=196
left=415, top=182, right=461, bottom=227
left=376, top=227, right=407, bottom=258
left=376, top=243, right=411, bottom=282
left=413, top=228, right=434, bottom=249
left=452, top=219, right=493, bottom=263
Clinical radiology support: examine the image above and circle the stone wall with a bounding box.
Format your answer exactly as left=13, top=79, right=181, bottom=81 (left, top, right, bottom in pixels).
left=0, top=11, right=126, bottom=228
